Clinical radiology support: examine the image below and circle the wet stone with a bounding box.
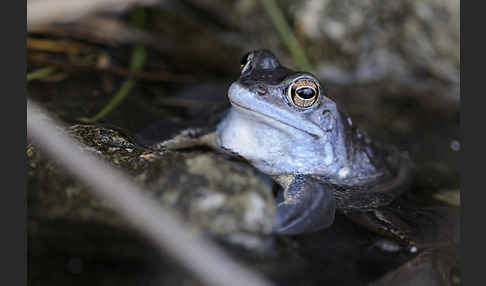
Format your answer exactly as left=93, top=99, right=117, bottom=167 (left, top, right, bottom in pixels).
left=28, top=124, right=276, bottom=253
left=27, top=121, right=459, bottom=286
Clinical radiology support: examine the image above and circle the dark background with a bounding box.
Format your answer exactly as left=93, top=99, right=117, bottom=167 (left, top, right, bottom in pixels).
left=2, top=0, right=469, bottom=285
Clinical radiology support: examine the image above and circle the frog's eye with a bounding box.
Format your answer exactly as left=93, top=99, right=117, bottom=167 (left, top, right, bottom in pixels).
left=287, top=79, right=319, bottom=108
left=240, top=52, right=253, bottom=74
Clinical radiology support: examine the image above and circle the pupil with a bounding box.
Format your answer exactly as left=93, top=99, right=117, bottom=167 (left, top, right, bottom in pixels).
left=296, top=87, right=315, bottom=99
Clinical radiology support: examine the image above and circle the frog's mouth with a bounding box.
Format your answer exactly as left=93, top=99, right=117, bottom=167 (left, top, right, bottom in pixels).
left=227, top=81, right=332, bottom=140
left=230, top=101, right=321, bottom=139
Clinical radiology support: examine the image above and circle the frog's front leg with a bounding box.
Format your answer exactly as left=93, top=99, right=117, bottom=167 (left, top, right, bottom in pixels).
left=273, top=175, right=337, bottom=235
left=151, top=127, right=218, bottom=151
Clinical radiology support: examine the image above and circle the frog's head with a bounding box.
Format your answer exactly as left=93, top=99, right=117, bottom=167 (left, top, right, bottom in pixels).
left=220, top=50, right=346, bottom=175
left=229, top=50, right=340, bottom=140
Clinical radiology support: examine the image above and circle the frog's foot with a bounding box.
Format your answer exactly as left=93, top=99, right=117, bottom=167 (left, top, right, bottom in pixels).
left=150, top=127, right=217, bottom=151
left=274, top=175, right=336, bottom=235
left=344, top=209, right=418, bottom=253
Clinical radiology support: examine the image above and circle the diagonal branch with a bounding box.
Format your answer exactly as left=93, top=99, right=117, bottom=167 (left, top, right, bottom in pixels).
left=27, top=100, right=274, bottom=286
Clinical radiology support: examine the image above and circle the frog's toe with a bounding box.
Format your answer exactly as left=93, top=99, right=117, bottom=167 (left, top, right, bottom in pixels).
left=151, top=128, right=215, bottom=151
left=274, top=178, right=336, bottom=235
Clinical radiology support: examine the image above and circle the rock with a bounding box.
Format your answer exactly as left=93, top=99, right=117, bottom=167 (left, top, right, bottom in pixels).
left=28, top=124, right=276, bottom=254
left=27, top=122, right=459, bottom=285
left=293, top=0, right=459, bottom=100
left=371, top=248, right=459, bottom=286
left=154, top=0, right=459, bottom=102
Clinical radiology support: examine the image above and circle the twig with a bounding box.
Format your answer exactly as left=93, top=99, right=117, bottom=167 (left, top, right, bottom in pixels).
left=28, top=16, right=157, bottom=47
left=28, top=54, right=196, bottom=83
left=79, top=79, right=136, bottom=123
left=26, top=67, right=56, bottom=81
left=27, top=100, right=274, bottom=286
left=79, top=7, right=146, bottom=123
left=260, top=0, right=314, bottom=72
left=27, top=0, right=157, bottom=31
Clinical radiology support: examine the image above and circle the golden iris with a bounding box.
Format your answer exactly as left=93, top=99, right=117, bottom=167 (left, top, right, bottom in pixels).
left=287, top=79, right=318, bottom=108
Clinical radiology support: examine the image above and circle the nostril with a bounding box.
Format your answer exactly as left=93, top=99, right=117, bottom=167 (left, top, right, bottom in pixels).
left=255, top=84, right=267, bottom=96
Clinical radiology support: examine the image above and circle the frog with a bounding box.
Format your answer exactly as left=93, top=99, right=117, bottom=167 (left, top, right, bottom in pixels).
left=155, top=50, right=416, bottom=251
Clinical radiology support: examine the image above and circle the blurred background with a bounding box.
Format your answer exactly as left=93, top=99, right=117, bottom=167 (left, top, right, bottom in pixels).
left=27, top=0, right=460, bottom=285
